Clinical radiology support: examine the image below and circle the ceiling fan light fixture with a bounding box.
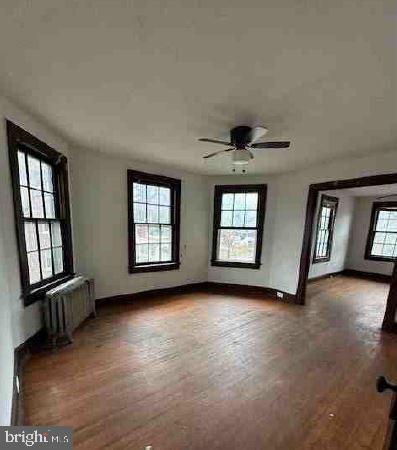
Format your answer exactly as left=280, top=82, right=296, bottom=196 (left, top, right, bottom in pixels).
left=232, top=149, right=251, bottom=165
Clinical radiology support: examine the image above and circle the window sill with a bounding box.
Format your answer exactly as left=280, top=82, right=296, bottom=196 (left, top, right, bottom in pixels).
left=211, top=260, right=261, bottom=269
left=23, top=273, right=75, bottom=306
left=129, top=262, right=180, bottom=274
left=312, top=257, right=331, bottom=264
left=365, top=255, right=397, bottom=263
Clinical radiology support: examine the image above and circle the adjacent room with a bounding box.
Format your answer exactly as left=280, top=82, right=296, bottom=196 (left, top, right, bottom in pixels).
left=0, top=1, right=397, bottom=449
left=307, top=185, right=397, bottom=329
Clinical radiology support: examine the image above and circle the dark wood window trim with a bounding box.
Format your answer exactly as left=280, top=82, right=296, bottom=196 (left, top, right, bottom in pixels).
left=211, top=184, right=267, bottom=269
left=128, top=170, right=181, bottom=274
left=7, top=121, right=74, bottom=306
left=312, top=194, right=339, bottom=264
left=365, top=201, right=397, bottom=263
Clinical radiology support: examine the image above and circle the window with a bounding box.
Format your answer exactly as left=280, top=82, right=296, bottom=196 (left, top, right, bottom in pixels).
left=313, top=195, right=339, bottom=263
left=128, top=170, right=181, bottom=273
left=211, top=184, right=266, bottom=269
left=7, top=121, right=73, bottom=305
left=365, top=202, right=397, bottom=262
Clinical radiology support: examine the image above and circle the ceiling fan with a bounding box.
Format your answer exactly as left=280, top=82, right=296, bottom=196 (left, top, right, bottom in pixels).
left=198, top=125, right=291, bottom=165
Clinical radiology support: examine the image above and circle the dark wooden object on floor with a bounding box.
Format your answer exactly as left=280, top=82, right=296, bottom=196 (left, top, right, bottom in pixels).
left=377, top=376, right=397, bottom=450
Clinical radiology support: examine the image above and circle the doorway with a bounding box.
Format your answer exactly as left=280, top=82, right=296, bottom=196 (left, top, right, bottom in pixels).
left=296, top=173, right=397, bottom=332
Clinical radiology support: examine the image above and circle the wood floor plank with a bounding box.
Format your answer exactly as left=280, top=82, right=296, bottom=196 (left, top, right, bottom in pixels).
left=23, top=276, right=397, bottom=449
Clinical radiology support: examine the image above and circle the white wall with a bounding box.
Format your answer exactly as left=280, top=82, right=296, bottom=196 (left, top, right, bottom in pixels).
left=0, top=95, right=71, bottom=424
left=69, top=149, right=209, bottom=299
left=345, top=196, right=394, bottom=276
left=308, top=192, right=354, bottom=279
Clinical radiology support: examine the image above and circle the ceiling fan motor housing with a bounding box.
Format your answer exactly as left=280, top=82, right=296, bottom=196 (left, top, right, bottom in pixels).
left=230, top=125, right=252, bottom=149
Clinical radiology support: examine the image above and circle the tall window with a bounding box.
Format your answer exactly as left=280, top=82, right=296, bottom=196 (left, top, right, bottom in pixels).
left=366, top=202, right=397, bottom=262
left=211, top=185, right=266, bottom=269
left=313, top=195, right=339, bottom=263
left=128, top=170, right=181, bottom=273
left=7, top=121, right=73, bottom=305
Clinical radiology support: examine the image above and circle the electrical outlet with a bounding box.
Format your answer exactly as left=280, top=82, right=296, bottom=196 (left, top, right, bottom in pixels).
left=276, top=291, right=284, bottom=299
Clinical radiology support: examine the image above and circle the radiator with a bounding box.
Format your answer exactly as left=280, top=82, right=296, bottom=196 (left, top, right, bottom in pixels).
left=43, top=276, right=96, bottom=347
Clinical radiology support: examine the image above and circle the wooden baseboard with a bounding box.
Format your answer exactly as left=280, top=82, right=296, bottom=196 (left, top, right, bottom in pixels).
left=96, top=282, right=211, bottom=305
left=342, top=269, right=392, bottom=283
left=11, top=328, right=46, bottom=425
left=200, top=282, right=297, bottom=304
left=97, top=281, right=297, bottom=305
left=308, top=271, right=343, bottom=283
left=308, top=269, right=392, bottom=284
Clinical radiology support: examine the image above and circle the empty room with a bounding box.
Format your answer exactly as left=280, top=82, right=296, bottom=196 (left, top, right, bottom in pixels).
left=0, top=1, right=397, bottom=449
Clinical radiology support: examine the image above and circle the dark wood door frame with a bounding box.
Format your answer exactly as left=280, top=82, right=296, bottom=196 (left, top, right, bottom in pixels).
left=296, top=172, right=397, bottom=332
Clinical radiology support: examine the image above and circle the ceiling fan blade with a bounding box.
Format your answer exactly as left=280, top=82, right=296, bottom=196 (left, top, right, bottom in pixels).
left=251, top=141, right=291, bottom=149
left=198, top=138, right=232, bottom=146
left=203, top=148, right=234, bottom=159
left=249, top=126, right=268, bottom=143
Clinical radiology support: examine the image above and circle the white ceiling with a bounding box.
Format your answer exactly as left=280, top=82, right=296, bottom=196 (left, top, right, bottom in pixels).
left=0, top=0, right=395, bottom=175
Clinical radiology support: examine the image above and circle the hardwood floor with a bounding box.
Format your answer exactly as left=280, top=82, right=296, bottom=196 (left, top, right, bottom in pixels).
left=23, top=276, right=397, bottom=449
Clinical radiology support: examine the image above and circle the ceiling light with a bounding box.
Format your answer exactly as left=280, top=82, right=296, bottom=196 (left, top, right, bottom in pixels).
left=232, top=149, right=251, bottom=165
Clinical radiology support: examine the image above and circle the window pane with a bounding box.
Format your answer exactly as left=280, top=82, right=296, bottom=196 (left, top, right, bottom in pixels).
left=148, top=225, right=160, bottom=243
left=27, top=155, right=42, bottom=189
left=382, top=245, right=394, bottom=257
left=246, top=193, right=258, bottom=210
left=221, top=193, right=234, bottom=210
left=51, top=221, right=62, bottom=247
left=20, top=186, right=30, bottom=217
left=53, top=247, right=64, bottom=274
left=234, top=193, right=246, bottom=210
left=221, top=210, right=232, bottom=227
left=378, top=210, right=390, bottom=221
left=41, top=162, right=54, bottom=192
left=371, top=243, right=383, bottom=256
left=134, top=203, right=146, bottom=223
left=390, top=211, right=397, bottom=220
left=38, top=222, right=51, bottom=249
left=133, top=183, right=146, bottom=203
left=232, top=210, right=245, bottom=227
left=135, top=224, right=149, bottom=244
left=148, top=243, right=160, bottom=262
left=376, top=219, right=388, bottom=231
left=217, top=229, right=256, bottom=263
left=159, top=206, right=170, bottom=224
left=24, top=222, right=38, bottom=252
left=388, top=220, right=397, bottom=232
left=147, top=185, right=159, bottom=204
left=245, top=210, right=257, bottom=227
left=18, top=151, right=27, bottom=186
left=30, top=190, right=44, bottom=218
left=385, top=233, right=397, bottom=245
left=160, top=243, right=172, bottom=262
left=374, top=232, right=386, bottom=244
left=147, top=205, right=159, bottom=223
left=161, top=225, right=172, bottom=243
left=44, top=193, right=56, bottom=218
left=41, top=249, right=53, bottom=279
left=159, top=187, right=171, bottom=206
left=27, top=251, right=41, bottom=284
left=136, top=244, right=148, bottom=263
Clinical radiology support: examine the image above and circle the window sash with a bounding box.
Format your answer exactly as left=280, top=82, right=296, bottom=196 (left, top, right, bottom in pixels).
left=211, top=185, right=266, bottom=269
left=7, top=121, right=73, bottom=304
left=366, top=204, right=397, bottom=261
left=128, top=170, right=181, bottom=272
left=313, top=195, right=338, bottom=263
